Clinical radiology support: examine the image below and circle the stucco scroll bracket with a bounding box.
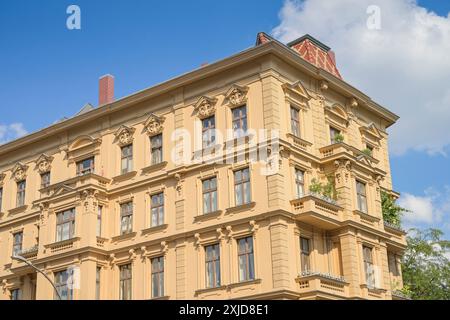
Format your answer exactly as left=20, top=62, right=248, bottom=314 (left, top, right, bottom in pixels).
left=161, top=241, right=169, bottom=254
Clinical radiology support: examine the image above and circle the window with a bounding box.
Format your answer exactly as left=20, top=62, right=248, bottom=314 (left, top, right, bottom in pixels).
left=96, top=267, right=101, bottom=300
left=356, top=181, right=368, bottom=213
left=16, top=180, right=26, bottom=207
left=76, top=157, right=94, bottom=176
left=151, top=257, right=164, bottom=298
left=121, top=144, right=133, bottom=174
left=12, top=232, right=23, bottom=256
left=238, top=237, right=255, bottom=282
left=290, top=106, right=300, bottom=137
left=388, top=252, right=399, bottom=276
left=205, top=244, right=221, bottom=288
left=10, top=288, right=21, bottom=300
left=97, top=206, right=103, bottom=237
left=295, top=169, right=305, bottom=199
left=119, top=264, right=132, bottom=300
left=151, top=193, right=164, bottom=227
left=0, top=187, right=3, bottom=212
left=232, top=106, right=248, bottom=138
left=234, top=168, right=251, bottom=206
left=330, top=127, right=341, bottom=144
left=41, top=172, right=51, bottom=189
left=202, top=116, right=216, bottom=149
left=150, top=134, right=163, bottom=165
left=120, top=202, right=133, bottom=235
left=300, top=237, right=311, bottom=273
left=202, top=177, right=217, bottom=214
left=363, top=246, right=376, bottom=288
left=56, top=208, right=75, bottom=242
left=55, top=269, right=73, bottom=300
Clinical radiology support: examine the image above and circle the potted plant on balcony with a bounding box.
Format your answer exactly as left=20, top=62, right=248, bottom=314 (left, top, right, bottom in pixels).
left=381, top=191, right=409, bottom=228
left=333, top=133, right=344, bottom=143
left=361, top=148, right=373, bottom=157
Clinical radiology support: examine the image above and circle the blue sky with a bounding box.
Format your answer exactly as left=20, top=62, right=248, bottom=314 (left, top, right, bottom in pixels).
left=1, top=0, right=449, bottom=238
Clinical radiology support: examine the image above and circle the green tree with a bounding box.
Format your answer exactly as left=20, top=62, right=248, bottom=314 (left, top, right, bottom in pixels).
left=381, top=191, right=409, bottom=227
left=401, top=228, right=450, bottom=300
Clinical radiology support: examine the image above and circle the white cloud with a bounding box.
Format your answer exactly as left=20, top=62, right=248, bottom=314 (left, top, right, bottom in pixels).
left=273, top=0, right=450, bottom=155
left=398, top=187, right=450, bottom=233
left=399, top=193, right=435, bottom=224
left=0, top=123, right=28, bottom=144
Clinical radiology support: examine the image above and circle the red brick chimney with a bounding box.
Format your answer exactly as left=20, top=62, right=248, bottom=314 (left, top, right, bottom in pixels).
left=99, top=74, right=114, bottom=106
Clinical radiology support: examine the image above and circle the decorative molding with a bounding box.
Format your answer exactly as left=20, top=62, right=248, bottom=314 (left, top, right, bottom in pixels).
left=194, top=96, right=218, bottom=119
left=320, top=80, right=329, bottom=91
left=0, top=173, right=5, bottom=186
left=194, top=233, right=201, bottom=248
left=359, top=122, right=382, bottom=143
left=35, top=154, right=54, bottom=174
left=325, top=103, right=349, bottom=128
left=249, top=220, right=259, bottom=233
left=225, top=84, right=249, bottom=107
left=161, top=241, right=169, bottom=254
left=144, top=113, right=166, bottom=136
left=12, top=162, right=28, bottom=182
left=349, top=97, right=359, bottom=108
left=216, top=228, right=225, bottom=241
left=282, top=80, right=312, bottom=108
left=114, top=125, right=136, bottom=146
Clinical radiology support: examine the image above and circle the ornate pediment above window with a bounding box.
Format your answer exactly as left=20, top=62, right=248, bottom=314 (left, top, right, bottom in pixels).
left=35, top=154, right=54, bottom=174
left=66, top=135, right=102, bottom=162
left=225, top=84, right=249, bottom=107
left=194, top=96, right=218, bottom=119
left=144, top=113, right=165, bottom=136
left=359, top=122, right=383, bottom=145
left=12, top=162, right=28, bottom=182
left=282, top=80, right=311, bottom=109
left=114, top=125, right=136, bottom=146
left=325, top=103, right=349, bottom=129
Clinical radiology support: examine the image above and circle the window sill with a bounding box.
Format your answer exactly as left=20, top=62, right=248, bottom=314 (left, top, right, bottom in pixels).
left=141, top=161, right=168, bottom=174
left=353, top=210, right=380, bottom=222
left=226, top=202, right=256, bottom=214
left=360, top=284, right=387, bottom=293
left=194, top=210, right=222, bottom=222
left=227, top=278, right=261, bottom=289
left=141, top=224, right=168, bottom=235
left=150, top=295, right=170, bottom=301
left=195, top=285, right=227, bottom=296
left=112, top=232, right=137, bottom=242
left=8, top=205, right=28, bottom=215
left=112, top=171, right=137, bottom=182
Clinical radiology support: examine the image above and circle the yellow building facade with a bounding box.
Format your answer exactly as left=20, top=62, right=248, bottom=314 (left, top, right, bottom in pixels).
left=0, top=33, right=406, bottom=300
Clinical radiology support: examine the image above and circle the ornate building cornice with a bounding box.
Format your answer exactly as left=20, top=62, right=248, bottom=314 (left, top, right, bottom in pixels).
left=144, top=113, right=165, bottom=136
left=12, top=162, right=28, bottom=182
left=114, top=125, right=136, bottom=146
left=35, top=154, right=54, bottom=174
left=194, top=96, right=218, bottom=119
left=225, top=84, right=249, bottom=107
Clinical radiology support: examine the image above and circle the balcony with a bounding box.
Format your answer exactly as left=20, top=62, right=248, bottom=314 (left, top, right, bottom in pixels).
left=383, top=221, right=407, bottom=244
left=290, top=194, right=343, bottom=230
left=38, top=173, right=110, bottom=199
left=296, top=271, right=349, bottom=299
left=44, top=237, right=80, bottom=254
left=17, top=245, right=39, bottom=260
